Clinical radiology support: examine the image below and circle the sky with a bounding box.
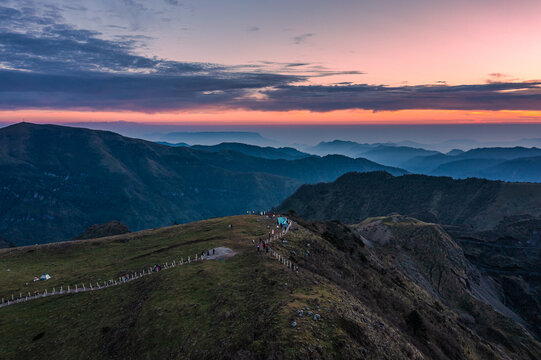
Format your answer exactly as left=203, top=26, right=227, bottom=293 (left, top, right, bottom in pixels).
left=1, top=0, right=541, bottom=126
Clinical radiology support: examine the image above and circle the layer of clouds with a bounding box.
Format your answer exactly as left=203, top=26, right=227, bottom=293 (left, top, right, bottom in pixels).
left=239, top=82, right=541, bottom=112
left=1, top=3, right=541, bottom=113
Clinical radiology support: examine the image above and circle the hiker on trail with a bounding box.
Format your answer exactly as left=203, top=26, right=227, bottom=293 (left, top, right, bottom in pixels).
left=252, top=239, right=255, bottom=245
left=34, top=290, right=38, bottom=296
left=257, top=243, right=260, bottom=252
left=207, top=250, right=210, bottom=256
left=213, top=248, right=215, bottom=255
left=265, top=244, right=269, bottom=253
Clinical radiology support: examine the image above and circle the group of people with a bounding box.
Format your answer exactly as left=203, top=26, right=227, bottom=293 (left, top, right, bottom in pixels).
left=252, top=238, right=269, bottom=253
left=152, top=264, right=162, bottom=272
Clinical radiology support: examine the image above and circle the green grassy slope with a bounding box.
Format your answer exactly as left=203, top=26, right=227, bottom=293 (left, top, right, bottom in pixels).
left=1, top=215, right=540, bottom=359
left=0, top=216, right=263, bottom=297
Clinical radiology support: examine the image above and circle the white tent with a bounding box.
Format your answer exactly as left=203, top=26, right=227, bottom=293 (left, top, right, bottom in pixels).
left=40, top=273, right=51, bottom=280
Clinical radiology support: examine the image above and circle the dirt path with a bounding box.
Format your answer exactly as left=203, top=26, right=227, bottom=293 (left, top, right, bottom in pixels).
left=204, top=246, right=236, bottom=260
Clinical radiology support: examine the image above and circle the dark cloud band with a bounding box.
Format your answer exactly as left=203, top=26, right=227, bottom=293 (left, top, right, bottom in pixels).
left=1, top=4, right=541, bottom=113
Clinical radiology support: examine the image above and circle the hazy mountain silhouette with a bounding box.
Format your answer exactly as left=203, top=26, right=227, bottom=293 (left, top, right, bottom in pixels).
left=161, top=131, right=272, bottom=145
left=401, top=147, right=541, bottom=181
left=359, top=145, right=440, bottom=167
left=190, top=142, right=311, bottom=160
left=0, top=123, right=404, bottom=246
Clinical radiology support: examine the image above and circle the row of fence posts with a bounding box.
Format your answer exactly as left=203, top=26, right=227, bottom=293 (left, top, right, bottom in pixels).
left=268, top=221, right=297, bottom=273
left=1, top=219, right=294, bottom=309
left=0, top=252, right=207, bottom=309
left=269, top=248, right=298, bottom=272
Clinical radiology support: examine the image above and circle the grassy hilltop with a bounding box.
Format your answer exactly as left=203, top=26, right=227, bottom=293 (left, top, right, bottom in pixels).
left=1, top=215, right=540, bottom=359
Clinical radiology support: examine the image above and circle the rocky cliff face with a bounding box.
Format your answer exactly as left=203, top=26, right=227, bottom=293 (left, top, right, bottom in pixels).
left=446, top=215, right=541, bottom=338
left=351, top=216, right=524, bottom=324
left=285, top=215, right=541, bottom=359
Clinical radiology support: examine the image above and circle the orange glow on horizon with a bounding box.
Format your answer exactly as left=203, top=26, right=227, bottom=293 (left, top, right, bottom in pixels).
left=1, top=109, right=541, bottom=126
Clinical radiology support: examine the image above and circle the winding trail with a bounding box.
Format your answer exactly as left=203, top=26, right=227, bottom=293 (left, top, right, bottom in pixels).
left=1, top=247, right=235, bottom=309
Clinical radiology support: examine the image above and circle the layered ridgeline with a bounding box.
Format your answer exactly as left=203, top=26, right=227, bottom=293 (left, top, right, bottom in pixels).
left=307, top=140, right=439, bottom=166
left=308, top=140, right=541, bottom=182
left=1, top=215, right=539, bottom=359
left=278, top=171, right=541, bottom=230
left=157, top=142, right=311, bottom=160
left=190, top=143, right=311, bottom=160
left=404, top=147, right=541, bottom=181
left=0, top=123, right=405, bottom=246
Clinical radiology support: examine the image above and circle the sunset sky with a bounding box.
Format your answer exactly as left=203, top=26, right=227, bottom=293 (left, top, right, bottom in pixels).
left=1, top=0, right=541, bottom=125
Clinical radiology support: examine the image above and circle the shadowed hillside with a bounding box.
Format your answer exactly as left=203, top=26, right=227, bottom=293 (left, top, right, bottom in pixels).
left=0, top=123, right=405, bottom=246
left=277, top=171, right=541, bottom=230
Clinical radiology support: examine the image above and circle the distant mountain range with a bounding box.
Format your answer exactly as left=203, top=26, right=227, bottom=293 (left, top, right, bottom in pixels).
left=3, top=123, right=541, bottom=246
left=0, top=123, right=404, bottom=246
left=190, top=142, right=311, bottom=160
left=155, top=141, right=190, bottom=147
left=308, top=140, right=541, bottom=182
left=160, top=131, right=272, bottom=145
left=403, top=147, right=541, bottom=181
left=157, top=142, right=311, bottom=160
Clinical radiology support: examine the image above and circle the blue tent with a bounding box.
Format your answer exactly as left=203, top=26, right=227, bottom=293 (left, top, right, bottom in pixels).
left=277, top=217, right=288, bottom=226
